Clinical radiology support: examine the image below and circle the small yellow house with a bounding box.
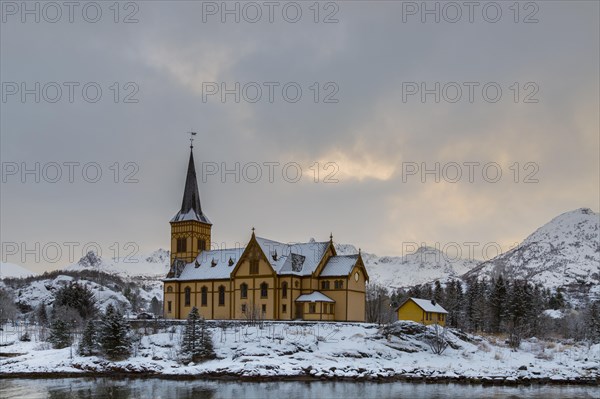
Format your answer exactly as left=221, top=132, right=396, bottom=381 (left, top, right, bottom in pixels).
left=396, top=297, right=448, bottom=326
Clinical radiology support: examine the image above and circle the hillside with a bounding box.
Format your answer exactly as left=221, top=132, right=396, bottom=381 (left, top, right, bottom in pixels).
left=335, top=244, right=478, bottom=289
left=0, top=262, right=38, bottom=279
left=64, top=249, right=170, bottom=277
left=463, top=208, right=600, bottom=292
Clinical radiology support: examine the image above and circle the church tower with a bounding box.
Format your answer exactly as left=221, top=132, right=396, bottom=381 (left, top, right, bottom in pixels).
left=170, top=138, right=212, bottom=264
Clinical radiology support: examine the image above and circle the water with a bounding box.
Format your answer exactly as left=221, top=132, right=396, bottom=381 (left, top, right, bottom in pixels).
left=0, top=379, right=598, bottom=399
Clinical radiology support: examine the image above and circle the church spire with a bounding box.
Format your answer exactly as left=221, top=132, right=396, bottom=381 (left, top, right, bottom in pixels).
left=170, top=137, right=211, bottom=224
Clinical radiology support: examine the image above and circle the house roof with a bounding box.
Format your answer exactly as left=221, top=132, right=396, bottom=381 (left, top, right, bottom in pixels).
left=320, top=255, right=358, bottom=276
left=295, top=291, right=335, bottom=303
left=171, top=149, right=211, bottom=224
left=398, top=297, right=448, bottom=314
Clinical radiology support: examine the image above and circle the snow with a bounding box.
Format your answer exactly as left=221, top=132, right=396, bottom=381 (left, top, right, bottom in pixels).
left=339, top=245, right=478, bottom=289
left=0, top=262, right=38, bottom=279
left=65, top=249, right=170, bottom=277
left=543, top=309, right=563, bottom=319
left=169, top=248, right=244, bottom=281
left=404, top=298, right=448, bottom=314
left=0, top=321, right=598, bottom=383
left=320, top=255, right=359, bottom=277
left=465, top=208, right=600, bottom=291
left=296, top=291, right=335, bottom=303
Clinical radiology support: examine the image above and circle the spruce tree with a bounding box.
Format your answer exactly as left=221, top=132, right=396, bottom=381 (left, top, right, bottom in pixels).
left=37, top=303, right=49, bottom=326
left=99, top=304, right=132, bottom=360
left=180, top=307, right=214, bottom=363
left=78, top=320, right=97, bottom=356
left=489, top=275, right=507, bottom=333
left=48, top=319, right=72, bottom=349
left=54, top=282, right=97, bottom=321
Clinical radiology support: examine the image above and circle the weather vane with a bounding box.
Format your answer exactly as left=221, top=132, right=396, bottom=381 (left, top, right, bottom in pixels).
left=188, top=131, right=197, bottom=148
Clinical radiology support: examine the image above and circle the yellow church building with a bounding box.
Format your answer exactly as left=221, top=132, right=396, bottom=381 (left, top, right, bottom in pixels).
left=163, top=144, right=369, bottom=321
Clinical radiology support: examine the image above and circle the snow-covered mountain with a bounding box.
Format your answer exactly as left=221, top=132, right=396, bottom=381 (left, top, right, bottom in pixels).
left=65, top=249, right=170, bottom=277
left=464, top=208, right=600, bottom=289
left=335, top=244, right=478, bottom=289
left=0, top=262, right=38, bottom=279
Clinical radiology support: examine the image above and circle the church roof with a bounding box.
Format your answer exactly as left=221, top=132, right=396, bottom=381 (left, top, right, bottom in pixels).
left=256, top=237, right=329, bottom=276
left=320, top=255, right=359, bottom=276
left=167, top=247, right=244, bottom=281
left=165, top=236, right=337, bottom=281
left=171, top=148, right=211, bottom=224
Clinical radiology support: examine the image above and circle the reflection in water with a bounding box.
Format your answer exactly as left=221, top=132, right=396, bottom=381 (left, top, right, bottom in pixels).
left=0, top=378, right=598, bottom=399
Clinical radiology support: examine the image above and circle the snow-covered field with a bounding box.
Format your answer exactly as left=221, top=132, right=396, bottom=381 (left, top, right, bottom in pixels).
left=1, top=321, right=598, bottom=383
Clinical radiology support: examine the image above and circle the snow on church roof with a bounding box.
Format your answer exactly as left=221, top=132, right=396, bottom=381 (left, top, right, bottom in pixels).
left=295, top=291, right=335, bottom=303
left=320, top=255, right=359, bottom=276
left=170, top=248, right=244, bottom=281
left=255, top=237, right=329, bottom=276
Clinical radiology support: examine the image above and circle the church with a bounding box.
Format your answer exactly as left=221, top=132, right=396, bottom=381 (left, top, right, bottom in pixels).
left=163, top=143, right=369, bottom=321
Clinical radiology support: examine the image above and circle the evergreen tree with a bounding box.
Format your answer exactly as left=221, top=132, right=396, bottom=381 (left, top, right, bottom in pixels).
left=489, top=275, right=507, bottom=333
left=150, top=296, right=162, bottom=316
left=433, top=281, right=444, bottom=305
left=48, top=319, right=72, bottom=349
left=78, top=320, right=97, bottom=356
left=99, top=304, right=132, bottom=360
left=180, top=307, right=214, bottom=364
left=54, top=282, right=97, bottom=321
left=36, top=303, right=49, bottom=326
left=587, top=301, right=600, bottom=343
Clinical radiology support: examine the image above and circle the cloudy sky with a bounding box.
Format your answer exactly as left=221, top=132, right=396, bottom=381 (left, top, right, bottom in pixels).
left=1, top=1, right=598, bottom=273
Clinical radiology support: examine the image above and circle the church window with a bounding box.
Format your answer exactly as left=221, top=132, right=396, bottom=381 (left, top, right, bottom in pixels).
left=240, top=283, right=248, bottom=299
left=282, top=282, right=288, bottom=298
left=184, top=287, right=191, bottom=306
left=167, top=301, right=172, bottom=313
left=321, top=281, right=330, bottom=290
left=260, top=282, right=268, bottom=298
left=167, top=286, right=173, bottom=293
left=250, top=260, right=259, bottom=274
left=334, top=280, right=344, bottom=289
left=177, top=238, right=187, bottom=252
left=201, top=286, right=208, bottom=306
left=218, top=286, right=225, bottom=306
left=309, top=303, right=316, bottom=313
left=198, top=239, right=206, bottom=251
left=261, top=304, right=266, bottom=313
left=241, top=304, right=247, bottom=313
left=282, top=304, right=287, bottom=313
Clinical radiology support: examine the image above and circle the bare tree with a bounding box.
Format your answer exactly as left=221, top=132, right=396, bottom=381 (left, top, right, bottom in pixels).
left=366, top=283, right=395, bottom=325
left=427, top=323, right=449, bottom=355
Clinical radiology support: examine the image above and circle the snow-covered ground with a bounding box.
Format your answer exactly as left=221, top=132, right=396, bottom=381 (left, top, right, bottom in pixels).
left=0, top=321, right=598, bottom=383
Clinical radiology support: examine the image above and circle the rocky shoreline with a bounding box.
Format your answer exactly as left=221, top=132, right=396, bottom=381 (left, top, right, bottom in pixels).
left=1, top=370, right=598, bottom=386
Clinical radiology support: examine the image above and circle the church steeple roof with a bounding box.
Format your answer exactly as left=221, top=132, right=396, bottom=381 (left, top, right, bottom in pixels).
left=171, top=146, right=211, bottom=224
